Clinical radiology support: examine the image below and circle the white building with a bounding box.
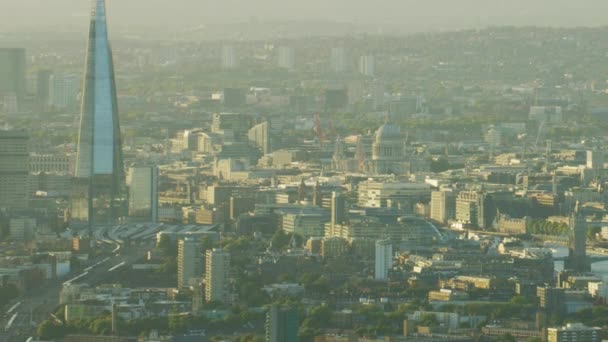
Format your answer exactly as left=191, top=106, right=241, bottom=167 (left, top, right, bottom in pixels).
left=375, top=239, right=392, bottom=281
left=357, top=180, right=431, bottom=208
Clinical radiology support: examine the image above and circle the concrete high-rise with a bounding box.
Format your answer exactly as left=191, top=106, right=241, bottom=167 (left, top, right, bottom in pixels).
left=430, top=190, right=456, bottom=224
left=359, top=55, right=375, bottom=77
left=330, top=191, right=345, bottom=228
left=205, top=249, right=230, bottom=303
left=72, top=0, right=126, bottom=226
left=0, top=130, right=29, bottom=210
left=177, top=238, right=203, bottom=289
left=375, top=239, right=392, bottom=281
left=248, top=121, right=271, bottom=155
left=0, top=48, right=26, bottom=101
left=128, top=166, right=159, bottom=223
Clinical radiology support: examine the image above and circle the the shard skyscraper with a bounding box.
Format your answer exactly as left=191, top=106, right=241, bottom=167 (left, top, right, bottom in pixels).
left=72, top=0, right=126, bottom=226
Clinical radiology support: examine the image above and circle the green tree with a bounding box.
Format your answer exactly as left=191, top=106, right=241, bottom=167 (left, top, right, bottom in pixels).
left=37, top=320, right=66, bottom=339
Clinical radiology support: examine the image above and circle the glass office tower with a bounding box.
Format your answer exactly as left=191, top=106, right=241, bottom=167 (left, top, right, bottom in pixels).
left=72, top=0, right=126, bottom=225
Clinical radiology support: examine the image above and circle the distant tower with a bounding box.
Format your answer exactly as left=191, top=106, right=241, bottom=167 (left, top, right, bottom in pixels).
left=330, top=192, right=345, bottom=228
left=330, top=47, right=348, bottom=73
left=266, top=305, right=300, bottom=342
left=375, top=239, right=393, bottom=281
left=359, top=55, right=375, bottom=77
left=552, top=171, right=558, bottom=196
left=72, top=0, right=127, bottom=226
left=205, top=249, right=231, bottom=303
left=221, top=46, right=238, bottom=69
left=312, top=180, right=322, bottom=207
left=298, top=178, right=307, bottom=202
left=177, top=238, right=203, bottom=288
left=277, top=46, right=295, bottom=69
left=565, top=202, right=591, bottom=272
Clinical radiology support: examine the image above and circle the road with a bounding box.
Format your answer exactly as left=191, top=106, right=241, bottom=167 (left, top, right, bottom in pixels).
left=0, top=240, right=154, bottom=341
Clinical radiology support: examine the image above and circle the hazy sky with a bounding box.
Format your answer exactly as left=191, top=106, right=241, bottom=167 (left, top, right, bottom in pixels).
left=3, top=0, right=608, bottom=33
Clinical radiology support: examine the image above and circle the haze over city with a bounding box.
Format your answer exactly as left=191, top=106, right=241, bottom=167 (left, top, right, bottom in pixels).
left=4, top=0, right=608, bottom=341
left=3, top=0, right=608, bottom=34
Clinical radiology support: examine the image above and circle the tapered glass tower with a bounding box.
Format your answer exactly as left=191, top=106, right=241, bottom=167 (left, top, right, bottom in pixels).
left=72, top=0, right=126, bottom=225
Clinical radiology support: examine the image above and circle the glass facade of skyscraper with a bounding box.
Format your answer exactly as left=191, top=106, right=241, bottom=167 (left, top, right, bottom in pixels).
left=72, top=0, right=126, bottom=225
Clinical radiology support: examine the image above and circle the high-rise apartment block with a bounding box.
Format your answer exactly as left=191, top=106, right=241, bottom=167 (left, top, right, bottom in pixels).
left=177, top=238, right=203, bottom=289
left=375, top=239, right=392, bottom=281
left=205, top=249, right=231, bottom=303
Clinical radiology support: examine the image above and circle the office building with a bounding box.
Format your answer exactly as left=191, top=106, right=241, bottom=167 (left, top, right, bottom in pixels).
left=359, top=55, right=375, bottom=76
left=357, top=180, right=431, bottom=209
left=0, top=130, right=29, bottom=210
left=212, top=112, right=252, bottom=137
left=330, top=191, right=346, bottom=228
left=266, top=305, right=300, bottom=342
left=9, top=217, right=36, bottom=241
left=128, top=166, right=159, bottom=222
left=221, top=46, right=238, bottom=69
left=37, top=69, right=52, bottom=109
left=49, top=74, right=79, bottom=110
left=430, top=190, right=456, bottom=224
left=375, top=239, right=392, bottom=281
left=72, top=0, right=127, bottom=225
left=205, top=249, right=230, bottom=303
left=565, top=202, right=590, bottom=272
left=177, top=238, right=203, bottom=289
left=547, top=323, right=600, bottom=342
left=282, top=211, right=330, bottom=239
left=455, top=191, right=486, bottom=228
left=277, top=46, right=295, bottom=69
left=0, top=48, right=26, bottom=101
left=586, top=150, right=604, bottom=169
left=248, top=121, right=271, bottom=154
left=537, top=286, right=566, bottom=319
left=330, top=47, right=348, bottom=73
